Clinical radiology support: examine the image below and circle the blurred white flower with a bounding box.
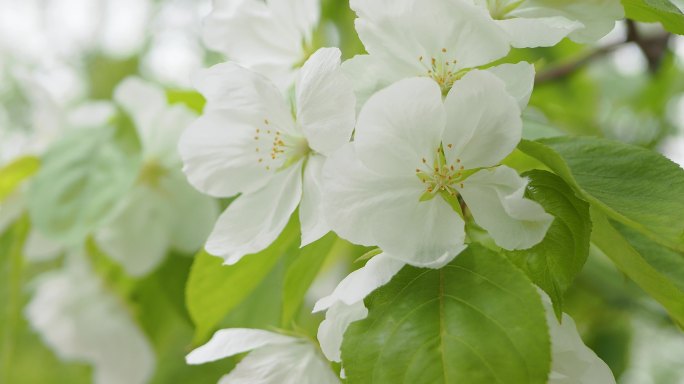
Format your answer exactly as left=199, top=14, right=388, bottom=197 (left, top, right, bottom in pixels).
left=620, top=317, right=684, bottom=384
left=186, top=328, right=339, bottom=384
left=202, top=0, right=321, bottom=90
left=94, top=77, right=219, bottom=276
left=25, top=255, right=155, bottom=384
left=344, top=0, right=537, bottom=109
left=323, top=72, right=552, bottom=268
left=469, top=0, right=623, bottom=48
left=179, top=47, right=355, bottom=264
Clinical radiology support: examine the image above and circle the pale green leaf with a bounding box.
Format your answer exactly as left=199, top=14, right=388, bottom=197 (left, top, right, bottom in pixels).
left=622, top=0, right=684, bottom=34
left=341, top=245, right=550, bottom=384
left=0, top=156, right=40, bottom=203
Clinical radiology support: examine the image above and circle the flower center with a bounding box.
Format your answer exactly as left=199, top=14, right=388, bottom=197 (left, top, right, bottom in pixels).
left=418, top=48, right=469, bottom=95
left=253, top=118, right=310, bottom=171
left=415, top=145, right=467, bottom=200
left=138, top=158, right=168, bottom=188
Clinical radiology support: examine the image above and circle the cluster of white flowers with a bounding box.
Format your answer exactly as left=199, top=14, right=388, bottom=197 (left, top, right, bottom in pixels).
left=179, top=0, right=624, bottom=382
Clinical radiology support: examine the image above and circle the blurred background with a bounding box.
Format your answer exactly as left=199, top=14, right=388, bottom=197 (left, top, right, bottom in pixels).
left=1, top=0, right=683, bottom=383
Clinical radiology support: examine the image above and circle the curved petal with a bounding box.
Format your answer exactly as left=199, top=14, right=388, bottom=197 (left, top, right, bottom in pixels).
left=323, top=144, right=466, bottom=267
left=95, top=186, right=173, bottom=277
left=296, top=48, right=356, bottom=156
left=317, top=301, right=368, bottom=362
left=205, top=161, right=303, bottom=264
left=193, top=62, right=293, bottom=132
left=300, top=155, right=328, bottom=247
left=267, top=0, right=319, bottom=43
left=495, top=16, right=583, bottom=48
left=202, top=0, right=306, bottom=89
left=513, top=0, right=624, bottom=44
left=26, top=256, right=155, bottom=384
left=443, top=70, right=522, bottom=169
left=186, top=328, right=295, bottom=364
left=354, top=0, right=510, bottom=75
left=113, top=77, right=166, bottom=138
left=542, top=292, right=617, bottom=384
left=355, top=77, right=445, bottom=177
left=485, top=62, right=536, bottom=109
left=340, top=54, right=398, bottom=114
left=218, top=341, right=339, bottom=384
left=313, top=253, right=405, bottom=312
left=179, top=111, right=280, bottom=198
left=460, top=166, right=553, bottom=250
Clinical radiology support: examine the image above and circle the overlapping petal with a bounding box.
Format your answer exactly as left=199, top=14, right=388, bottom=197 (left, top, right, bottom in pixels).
left=205, top=161, right=303, bottom=265
left=460, top=166, right=554, bottom=250
left=485, top=62, right=536, bottom=109
left=495, top=16, right=583, bottom=49
left=299, top=154, right=328, bottom=246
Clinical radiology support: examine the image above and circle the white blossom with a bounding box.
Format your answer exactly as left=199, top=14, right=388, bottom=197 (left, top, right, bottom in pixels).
left=179, top=47, right=355, bottom=264
left=202, top=0, right=321, bottom=90
left=186, top=328, right=339, bottom=384
left=323, top=71, right=552, bottom=268
left=25, top=255, right=155, bottom=384
left=95, top=77, right=219, bottom=276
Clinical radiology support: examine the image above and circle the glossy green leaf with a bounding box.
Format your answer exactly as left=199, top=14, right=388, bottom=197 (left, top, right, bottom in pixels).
left=0, top=156, right=40, bottom=203
left=622, top=0, right=684, bottom=34
left=506, top=170, right=591, bottom=319
left=590, top=207, right=684, bottom=325
left=342, top=245, right=550, bottom=384
left=281, top=233, right=339, bottom=326
left=518, top=137, right=684, bottom=252
left=27, top=127, right=140, bottom=244
left=185, top=218, right=300, bottom=343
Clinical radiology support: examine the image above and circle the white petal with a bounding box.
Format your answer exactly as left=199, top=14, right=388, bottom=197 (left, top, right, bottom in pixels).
left=194, top=62, right=293, bottom=131
left=218, top=341, right=339, bottom=384
left=165, top=172, right=220, bottom=254
left=267, top=0, right=320, bottom=43
left=179, top=111, right=278, bottom=198
left=26, top=256, right=155, bottom=384
left=323, top=144, right=466, bottom=267
left=206, top=162, right=303, bottom=264
left=202, top=0, right=305, bottom=89
left=95, top=186, right=173, bottom=276
left=313, top=253, right=405, bottom=312
left=355, top=77, right=445, bottom=177
left=113, top=77, right=166, bottom=139
left=317, top=301, right=368, bottom=362
left=512, top=0, right=624, bottom=44
left=296, top=48, right=355, bottom=156
left=341, top=54, right=398, bottom=114
left=300, top=154, right=328, bottom=247
left=354, top=0, right=510, bottom=74
left=495, top=16, right=583, bottom=48
left=186, top=328, right=295, bottom=364
left=460, top=166, right=553, bottom=250
left=443, top=70, right=522, bottom=169
left=541, top=292, right=617, bottom=384
left=485, top=62, right=536, bottom=109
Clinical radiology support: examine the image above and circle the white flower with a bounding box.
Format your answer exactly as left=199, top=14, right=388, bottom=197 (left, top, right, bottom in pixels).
left=469, top=0, right=624, bottom=48
left=324, top=71, right=553, bottom=268
left=186, top=328, right=339, bottom=384
left=203, top=0, right=321, bottom=90
left=179, top=47, right=355, bottom=264
left=344, top=0, right=536, bottom=109
left=95, top=77, right=219, bottom=276
left=542, top=293, right=616, bottom=384
left=25, top=255, right=155, bottom=384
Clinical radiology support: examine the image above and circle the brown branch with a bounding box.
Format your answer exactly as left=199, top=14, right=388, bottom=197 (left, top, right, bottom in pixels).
left=535, top=23, right=671, bottom=84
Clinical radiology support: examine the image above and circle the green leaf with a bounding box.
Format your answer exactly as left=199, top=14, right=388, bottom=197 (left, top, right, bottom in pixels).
left=622, top=0, right=684, bottom=34
left=590, top=207, right=684, bottom=326
left=27, top=127, right=140, bottom=243
left=166, top=90, right=206, bottom=114
left=0, top=156, right=40, bottom=203
left=341, top=245, right=550, bottom=384
left=518, top=137, right=684, bottom=252
left=281, top=233, right=339, bottom=326
left=506, top=170, right=591, bottom=319
left=185, top=217, right=300, bottom=343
